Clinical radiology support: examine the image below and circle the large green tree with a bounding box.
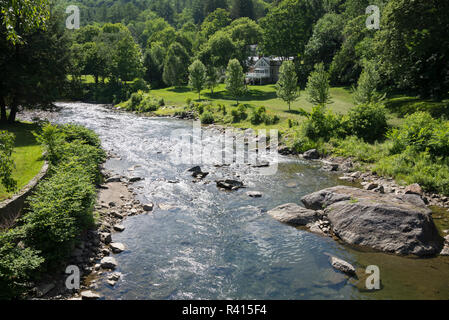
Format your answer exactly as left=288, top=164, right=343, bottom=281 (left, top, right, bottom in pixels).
left=163, top=42, right=190, bottom=86
left=375, top=0, right=449, bottom=98
left=259, top=0, right=323, bottom=59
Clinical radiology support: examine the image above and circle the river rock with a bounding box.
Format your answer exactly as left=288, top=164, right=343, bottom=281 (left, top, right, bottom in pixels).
left=267, top=203, right=318, bottom=226
left=113, top=224, right=125, bottom=232
left=301, top=186, right=443, bottom=256
left=330, top=256, right=356, bottom=276
left=143, top=203, right=154, bottom=211
left=303, top=149, right=320, bottom=160
left=405, top=183, right=423, bottom=196
left=81, top=290, right=101, bottom=300
left=36, top=283, right=55, bottom=297
left=99, top=232, right=112, bottom=245
left=100, top=257, right=118, bottom=269
left=246, top=191, right=263, bottom=198
left=110, top=242, right=125, bottom=253
left=216, top=179, right=244, bottom=190
left=128, top=176, right=143, bottom=182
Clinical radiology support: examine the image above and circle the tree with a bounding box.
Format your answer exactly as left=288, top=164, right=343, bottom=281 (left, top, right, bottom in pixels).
left=112, top=32, right=144, bottom=82
left=0, top=131, right=16, bottom=191
left=225, top=59, right=246, bottom=104
left=259, top=0, right=323, bottom=59
left=300, top=13, right=344, bottom=84
left=230, top=0, right=255, bottom=20
left=306, top=63, right=331, bottom=105
left=188, top=60, right=207, bottom=100
left=276, top=61, right=300, bottom=111
left=197, top=31, right=237, bottom=70
left=206, top=66, right=220, bottom=94
left=375, top=0, right=449, bottom=98
left=201, top=8, right=231, bottom=39
left=1, top=0, right=50, bottom=44
left=352, top=60, right=385, bottom=105
left=163, top=42, right=190, bottom=87
left=0, top=10, right=70, bottom=123
left=143, top=43, right=166, bottom=88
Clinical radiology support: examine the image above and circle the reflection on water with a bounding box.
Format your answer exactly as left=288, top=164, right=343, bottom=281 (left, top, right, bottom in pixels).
left=53, top=102, right=449, bottom=300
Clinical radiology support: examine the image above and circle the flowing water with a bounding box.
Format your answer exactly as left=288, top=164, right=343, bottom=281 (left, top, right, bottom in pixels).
left=51, top=102, right=449, bottom=300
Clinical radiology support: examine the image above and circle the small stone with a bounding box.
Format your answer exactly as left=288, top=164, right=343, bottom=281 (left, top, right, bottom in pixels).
left=107, top=280, right=117, bottom=286
left=108, top=272, right=122, bottom=281
left=100, top=257, right=118, bottom=269
left=365, top=183, right=378, bottom=191
left=110, top=211, right=123, bottom=219
left=108, top=201, right=116, bottom=207
left=99, top=232, right=112, bottom=244
left=113, top=224, right=125, bottom=232
left=405, top=183, right=423, bottom=196
left=81, top=290, right=101, bottom=300
left=330, top=256, right=356, bottom=276
left=246, top=191, right=263, bottom=198
left=110, top=242, right=125, bottom=253
left=303, top=149, right=320, bottom=160
left=143, top=203, right=154, bottom=211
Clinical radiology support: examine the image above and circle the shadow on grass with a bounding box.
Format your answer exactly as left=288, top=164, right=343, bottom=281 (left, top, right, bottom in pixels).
left=0, top=122, right=41, bottom=148
left=204, top=89, right=277, bottom=102
left=167, top=87, right=191, bottom=93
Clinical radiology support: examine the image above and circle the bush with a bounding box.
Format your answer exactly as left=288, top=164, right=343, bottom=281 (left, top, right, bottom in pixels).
left=60, top=124, right=102, bottom=148
left=301, top=105, right=344, bottom=141
left=388, top=112, right=449, bottom=157
left=200, top=111, right=214, bottom=124
left=250, top=106, right=267, bottom=125
left=0, top=228, right=44, bottom=299
left=22, top=162, right=96, bottom=266
left=0, top=131, right=16, bottom=192
left=346, top=103, right=388, bottom=143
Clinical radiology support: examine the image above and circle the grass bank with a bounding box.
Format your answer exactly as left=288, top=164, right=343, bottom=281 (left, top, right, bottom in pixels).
left=0, top=123, right=44, bottom=201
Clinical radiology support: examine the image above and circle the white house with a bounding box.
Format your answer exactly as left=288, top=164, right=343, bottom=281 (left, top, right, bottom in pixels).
left=246, top=56, right=292, bottom=85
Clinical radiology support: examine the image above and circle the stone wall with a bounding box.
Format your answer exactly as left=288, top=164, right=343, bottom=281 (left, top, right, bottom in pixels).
left=0, top=161, right=49, bottom=228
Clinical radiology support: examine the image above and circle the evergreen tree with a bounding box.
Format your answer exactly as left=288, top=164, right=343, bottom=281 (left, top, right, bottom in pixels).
left=352, top=60, right=385, bottom=105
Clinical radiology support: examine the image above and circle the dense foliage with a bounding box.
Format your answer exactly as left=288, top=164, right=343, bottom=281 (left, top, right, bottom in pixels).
left=0, top=124, right=105, bottom=299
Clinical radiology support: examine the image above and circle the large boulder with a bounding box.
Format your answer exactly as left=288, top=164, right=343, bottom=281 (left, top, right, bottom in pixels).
left=301, top=186, right=442, bottom=256
left=267, top=203, right=319, bottom=226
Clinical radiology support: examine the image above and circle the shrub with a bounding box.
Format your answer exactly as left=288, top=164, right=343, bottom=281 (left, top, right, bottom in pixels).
left=0, top=131, right=16, bottom=192
left=200, top=111, right=214, bottom=124
left=130, top=91, right=143, bottom=109
left=388, top=112, right=449, bottom=157
left=60, top=124, right=102, bottom=148
left=0, top=228, right=44, bottom=299
left=250, top=106, right=267, bottom=125
left=22, top=162, right=96, bottom=266
left=346, top=103, right=388, bottom=142
left=33, top=123, right=66, bottom=162
left=301, top=105, right=344, bottom=141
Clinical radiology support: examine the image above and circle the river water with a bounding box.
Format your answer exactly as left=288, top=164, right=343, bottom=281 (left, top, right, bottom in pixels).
left=51, top=102, right=449, bottom=300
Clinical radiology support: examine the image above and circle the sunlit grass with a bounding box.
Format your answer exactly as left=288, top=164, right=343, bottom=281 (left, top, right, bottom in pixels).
left=0, top=122, right=44, bottom=201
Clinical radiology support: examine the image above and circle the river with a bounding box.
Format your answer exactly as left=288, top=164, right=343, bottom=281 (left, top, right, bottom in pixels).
left=49, top=102, right=449, bottom=300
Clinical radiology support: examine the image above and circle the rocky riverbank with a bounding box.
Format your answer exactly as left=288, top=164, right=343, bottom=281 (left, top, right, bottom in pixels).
left=29, top=160, right=153, bottom=300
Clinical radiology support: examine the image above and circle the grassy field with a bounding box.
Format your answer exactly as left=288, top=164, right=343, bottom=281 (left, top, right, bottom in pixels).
left=148, top=84, right=406, bottom=130
left=0, top=122, right=44, bottom=201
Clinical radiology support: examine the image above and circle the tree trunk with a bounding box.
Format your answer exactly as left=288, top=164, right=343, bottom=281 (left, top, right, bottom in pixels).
left=0, top=97, right=6, bottom=123
left=8, top=105, right=17, bottom=123
left=8, top=97, right=18, bottom=123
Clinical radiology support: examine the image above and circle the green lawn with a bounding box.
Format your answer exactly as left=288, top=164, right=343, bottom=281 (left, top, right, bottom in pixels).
left=0, top=122, right=44, bottom=201
left=149, top=84, right=403, bottom=130
left=153, top=84, right=354, bottom=115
